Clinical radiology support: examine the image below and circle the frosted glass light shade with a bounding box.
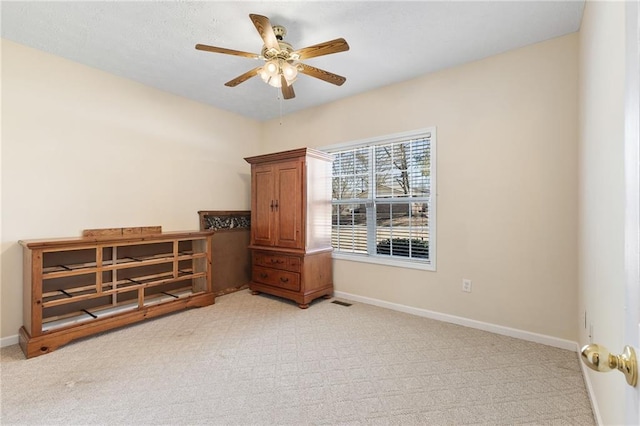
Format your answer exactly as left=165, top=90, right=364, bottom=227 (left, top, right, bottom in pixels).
left=258, top=60, right=298, bottom=88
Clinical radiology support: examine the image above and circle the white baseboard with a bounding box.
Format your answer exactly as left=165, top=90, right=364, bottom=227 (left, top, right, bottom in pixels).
left=578, top=346, right=603, bottom=426
left=333, top=290, right=578, bottom=351
left=1, top=334, right=19, bottom=348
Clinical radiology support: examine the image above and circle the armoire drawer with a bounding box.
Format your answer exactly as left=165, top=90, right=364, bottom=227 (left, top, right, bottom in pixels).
left=253, top=252, right=301, bottom=272
left=253, top=266, right=301, bottom=291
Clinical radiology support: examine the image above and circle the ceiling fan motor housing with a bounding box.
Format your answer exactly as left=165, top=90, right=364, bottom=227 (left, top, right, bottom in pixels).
left=261, top=25, right=297, bottom=61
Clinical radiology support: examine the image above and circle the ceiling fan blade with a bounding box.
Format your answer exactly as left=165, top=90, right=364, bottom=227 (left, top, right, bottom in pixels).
left=298, top=63, right=346, bottom=86
left=249, top=14, right=279, bottom=51
left=281, top=76, right=295, bottom=100
left=294, top=38, right=350, bottom=60
left=225, top=67, right=262, bottom=87
left=195, top=44, right=259, bottom=59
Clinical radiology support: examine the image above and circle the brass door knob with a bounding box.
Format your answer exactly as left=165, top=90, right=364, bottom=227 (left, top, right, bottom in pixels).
left=581, top=344, right=638, bottom=387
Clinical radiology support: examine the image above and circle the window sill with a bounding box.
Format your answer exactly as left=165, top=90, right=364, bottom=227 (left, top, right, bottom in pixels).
left=331, top=252, right=436, bottom=271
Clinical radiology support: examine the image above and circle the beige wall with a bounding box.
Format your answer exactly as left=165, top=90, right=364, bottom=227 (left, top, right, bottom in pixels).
left=578, top=1, right=626, bottom=424
left=263, top=34, right=579, bottom=341
left=0, top=40, right=260, bottom=338
left=1, top=33, right=581, bottom=344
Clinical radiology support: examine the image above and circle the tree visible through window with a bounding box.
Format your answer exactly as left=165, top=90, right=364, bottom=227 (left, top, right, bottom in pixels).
left=326, top=129, right=435, bottom=268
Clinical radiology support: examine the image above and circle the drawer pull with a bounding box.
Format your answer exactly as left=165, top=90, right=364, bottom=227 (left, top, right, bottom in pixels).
left=270, top=259, right=284, bottom=264
left=280, top=277, right=289, bottom=283
left=260, top=273, right=268, bottom=279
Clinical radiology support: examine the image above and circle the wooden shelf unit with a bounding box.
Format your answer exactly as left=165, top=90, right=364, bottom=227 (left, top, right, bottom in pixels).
left=19, top=230, right=215, bottom=358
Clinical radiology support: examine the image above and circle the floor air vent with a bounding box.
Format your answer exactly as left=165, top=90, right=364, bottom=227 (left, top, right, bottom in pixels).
left=331, top=300, right=352, bottom=307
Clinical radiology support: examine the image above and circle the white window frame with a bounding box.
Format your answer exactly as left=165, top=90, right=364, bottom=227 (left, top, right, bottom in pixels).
left=322, top=127, right=437, bottom=271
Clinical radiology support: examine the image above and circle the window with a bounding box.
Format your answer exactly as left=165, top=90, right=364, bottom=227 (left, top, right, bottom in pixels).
left=324, top=128, right=436, bottom=270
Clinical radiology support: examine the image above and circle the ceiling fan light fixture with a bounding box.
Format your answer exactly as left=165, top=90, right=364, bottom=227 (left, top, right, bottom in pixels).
left=282, top=61, right=298, bottom=82
left=259, top=71, right=279, bottom=88
left=259, top=59, right=298, bottom=88
left=265, top=60, right=279, bottom=75
left=259, top=59, right=281, bottom=87
left=265, top=76, right=282, bottom=88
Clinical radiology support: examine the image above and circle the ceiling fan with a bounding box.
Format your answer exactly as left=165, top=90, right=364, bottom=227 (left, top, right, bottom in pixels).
left=195, top=14, right=349, bottom=100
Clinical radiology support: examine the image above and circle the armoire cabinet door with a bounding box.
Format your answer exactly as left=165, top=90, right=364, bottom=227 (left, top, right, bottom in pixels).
left=251, top=160, right=303, bottom=249
left=252, top=164, right=275, bottom=246
left=274, top=160, right=303, bottom=249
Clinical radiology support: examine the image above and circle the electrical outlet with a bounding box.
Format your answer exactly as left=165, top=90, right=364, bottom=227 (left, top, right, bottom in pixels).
left=462, top=279, right=472, bottom=293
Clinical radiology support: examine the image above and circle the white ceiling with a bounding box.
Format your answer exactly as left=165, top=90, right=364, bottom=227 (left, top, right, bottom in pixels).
left=1, top=1, right=585, bottom=121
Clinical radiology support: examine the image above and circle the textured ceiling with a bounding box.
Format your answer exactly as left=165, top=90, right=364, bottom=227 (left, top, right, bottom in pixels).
left=1, top=1, right=585, bottom=121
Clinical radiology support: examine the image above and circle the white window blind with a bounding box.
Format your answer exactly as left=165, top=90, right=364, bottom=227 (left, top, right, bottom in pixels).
left=325, top=128, right=436, bottom=270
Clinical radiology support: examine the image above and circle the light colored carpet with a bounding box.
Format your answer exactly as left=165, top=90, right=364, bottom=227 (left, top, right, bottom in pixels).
left=1, top=290, right=594, bottom=425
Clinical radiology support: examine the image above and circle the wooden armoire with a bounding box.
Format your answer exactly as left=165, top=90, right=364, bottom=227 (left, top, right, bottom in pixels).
left=244, top=148, right=334, bottom=308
